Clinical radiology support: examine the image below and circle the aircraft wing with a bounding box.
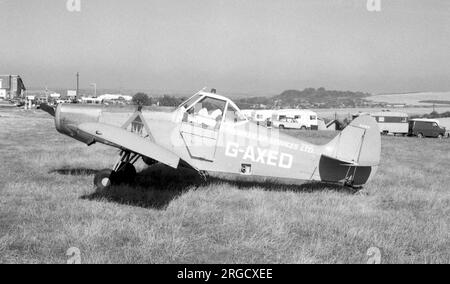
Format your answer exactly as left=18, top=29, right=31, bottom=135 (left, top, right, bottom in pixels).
left=77, top=122, right=180, bottom=169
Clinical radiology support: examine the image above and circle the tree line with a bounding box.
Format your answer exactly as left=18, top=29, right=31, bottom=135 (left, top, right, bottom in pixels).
left=133, top=87, right=372, bottom=109
left=235, top=88, right=371, bottom=109
left=132, top=93, right=187, bottom=107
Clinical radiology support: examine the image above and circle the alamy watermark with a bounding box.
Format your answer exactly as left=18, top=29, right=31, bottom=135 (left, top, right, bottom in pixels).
left=63, top=1, right=381, bottom=13
left=66, top=247, right=81, bottom=264
left=65, top=245, right=381, bottom=264
left=366, top=247, right=382, bottom=264
left=367, top=0, right=382, bottom=12
left=66, top=0, right=81, bottom=12
left=333, top=0, right=382, bottom=12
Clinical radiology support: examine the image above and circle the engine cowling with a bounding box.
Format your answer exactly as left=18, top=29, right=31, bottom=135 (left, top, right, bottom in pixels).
left=55, top=104, right=103, bottom=144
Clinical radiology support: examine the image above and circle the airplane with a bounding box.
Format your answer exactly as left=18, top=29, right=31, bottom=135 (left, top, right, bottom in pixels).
left=40, top=89, right=381, bottom=190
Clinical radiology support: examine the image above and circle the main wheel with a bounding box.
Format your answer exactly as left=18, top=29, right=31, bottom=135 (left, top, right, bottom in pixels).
left=112, top=163, right=137, bottom=185
left=438, top=134, right=443, bottom=139
left=94, top=169, right=113, bottom=190
left=301, top=126, right=307, bottom=130
left=417, top=133, right=424, bottom=138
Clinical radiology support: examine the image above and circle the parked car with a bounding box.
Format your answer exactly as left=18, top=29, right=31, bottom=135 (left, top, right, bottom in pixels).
left=408, top=119, right=447, bottom=138
left=272, top=109, right=318, bottom=130
left=273, top=117, right=304, bottom=130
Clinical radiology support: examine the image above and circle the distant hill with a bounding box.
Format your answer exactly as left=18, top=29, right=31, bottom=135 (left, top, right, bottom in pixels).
left=235, top=88, right=372, bottom=109
left=368, top=92, right=450, bottom=106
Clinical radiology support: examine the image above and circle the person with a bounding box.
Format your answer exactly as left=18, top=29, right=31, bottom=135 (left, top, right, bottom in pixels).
left=210, top=109, right=222, bottom=120
left=198, top=108, right=209, bottom=118
left=191, top=107, right=223, bottom=128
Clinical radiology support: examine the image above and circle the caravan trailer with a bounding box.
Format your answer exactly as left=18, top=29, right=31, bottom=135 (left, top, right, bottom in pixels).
left=353, top=111, right=409, bottom=135
left=272, top=109, right=318, bottom=130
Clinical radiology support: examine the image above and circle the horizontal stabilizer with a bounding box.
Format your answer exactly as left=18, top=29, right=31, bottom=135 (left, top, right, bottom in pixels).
left=321, top=155, right=359, bottom=166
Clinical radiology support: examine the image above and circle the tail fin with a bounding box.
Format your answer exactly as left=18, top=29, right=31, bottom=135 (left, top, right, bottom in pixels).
left=319, top=115, right=381, bottom=186
left=325, top=115, right=381, bottom=166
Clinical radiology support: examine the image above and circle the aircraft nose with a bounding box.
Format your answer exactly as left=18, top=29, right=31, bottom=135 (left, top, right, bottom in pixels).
left=54, top=104, right=102, bottom=144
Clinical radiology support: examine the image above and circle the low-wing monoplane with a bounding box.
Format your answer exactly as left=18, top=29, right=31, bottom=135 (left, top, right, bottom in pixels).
left=41, top=89, right=381, bottom=189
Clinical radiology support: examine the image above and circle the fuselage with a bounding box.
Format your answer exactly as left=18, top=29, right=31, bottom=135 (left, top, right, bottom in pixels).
left=52, top=91, right=380, bottom=187
left=55, top=103, right=324, bottom=181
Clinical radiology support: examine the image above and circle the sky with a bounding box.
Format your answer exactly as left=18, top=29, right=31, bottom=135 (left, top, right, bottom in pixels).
left=0, top=0, right=449, bottom=95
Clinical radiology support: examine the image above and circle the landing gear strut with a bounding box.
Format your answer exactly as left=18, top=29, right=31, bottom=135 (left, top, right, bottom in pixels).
left=94, top=150, right=140, bottom=190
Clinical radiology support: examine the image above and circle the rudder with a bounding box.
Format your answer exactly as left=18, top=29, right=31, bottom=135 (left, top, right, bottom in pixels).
left=319, top=115, right=381, bottom=186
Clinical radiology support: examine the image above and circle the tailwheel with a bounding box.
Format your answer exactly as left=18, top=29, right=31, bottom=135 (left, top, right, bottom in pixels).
left=94, top=169, right=114, bottom=190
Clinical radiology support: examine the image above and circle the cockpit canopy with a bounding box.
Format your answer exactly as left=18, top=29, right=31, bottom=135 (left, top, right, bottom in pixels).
left=178, top=91, right=247, bottom=126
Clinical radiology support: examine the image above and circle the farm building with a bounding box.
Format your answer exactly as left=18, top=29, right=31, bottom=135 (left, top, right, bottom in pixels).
left=0, top=75, right=26, bottom=100
left=81, top=97, right=103, bottom=104
left=81, top=94, right=132, bottom=105
left=100, top=94, right=132, bottom=103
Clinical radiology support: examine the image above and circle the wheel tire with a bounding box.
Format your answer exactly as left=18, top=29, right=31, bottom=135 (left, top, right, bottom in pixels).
left=94, top=169, right=113, bottom=190
left=417, top=133, right=424, bottom=138
left=113, top=163, right=137, bottom=185
left=301, top=126, right=307, bottom=130
left=438, top=134, right=443, bottom=139
left=279, top=125, right=284, bottom=129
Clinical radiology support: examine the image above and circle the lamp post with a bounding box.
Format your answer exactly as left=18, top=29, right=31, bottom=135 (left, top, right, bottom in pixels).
left=76, top=72, right=79, bottom=99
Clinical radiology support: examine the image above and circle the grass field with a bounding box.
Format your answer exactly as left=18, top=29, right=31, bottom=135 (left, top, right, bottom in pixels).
left=0, top=108, right=449, bottom=264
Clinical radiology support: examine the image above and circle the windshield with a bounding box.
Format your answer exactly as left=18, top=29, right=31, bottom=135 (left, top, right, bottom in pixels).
left=178, top=94, right=203, bottom=110
left=189, top=96, right=226, bottom=116
left=225, top=104, right=247, bottom=123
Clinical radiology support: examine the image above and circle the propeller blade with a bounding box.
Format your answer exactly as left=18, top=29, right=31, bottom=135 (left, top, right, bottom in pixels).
left=40, top=103, right=56, bottom=117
